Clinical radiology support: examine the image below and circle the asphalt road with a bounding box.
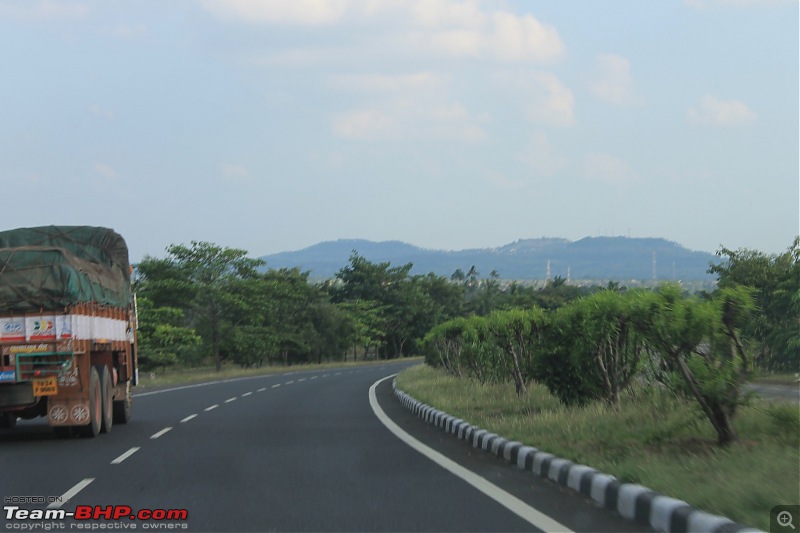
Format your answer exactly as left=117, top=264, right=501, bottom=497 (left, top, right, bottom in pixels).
left=1, top=362, right=650, bottom=532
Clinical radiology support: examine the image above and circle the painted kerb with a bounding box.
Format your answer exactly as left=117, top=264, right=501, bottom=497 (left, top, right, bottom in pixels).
left=392, top=380, right=762, bottom=533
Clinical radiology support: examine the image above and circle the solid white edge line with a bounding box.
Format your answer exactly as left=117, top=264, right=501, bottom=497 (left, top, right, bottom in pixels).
left=150, top=427, right=173, bottom=439
left=181, top=414, right=198, bottom=423
left=47, top=478, right=94, bottom=509
left=369, top=375, right=572, bottom=533
left=111, top=447, right=141, bottom=464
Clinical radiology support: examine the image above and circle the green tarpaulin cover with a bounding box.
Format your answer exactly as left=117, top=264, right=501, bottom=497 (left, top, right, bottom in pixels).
left=0, top=226, right=132, bottom=312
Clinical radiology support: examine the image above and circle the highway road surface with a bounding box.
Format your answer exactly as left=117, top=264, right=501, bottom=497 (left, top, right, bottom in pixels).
left=1, top=361, right=651, bottom=532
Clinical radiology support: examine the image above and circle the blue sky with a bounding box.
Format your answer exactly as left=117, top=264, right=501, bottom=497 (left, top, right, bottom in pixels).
left=1, top=0, right=797, bottom=263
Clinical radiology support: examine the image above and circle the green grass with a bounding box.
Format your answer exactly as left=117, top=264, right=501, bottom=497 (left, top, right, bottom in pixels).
left=136, top=357, right=422, bottom=390
left=396, top=365, right=800, bottom=531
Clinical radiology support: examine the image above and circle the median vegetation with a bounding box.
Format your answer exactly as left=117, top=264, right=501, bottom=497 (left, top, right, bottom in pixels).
left=395, top=365, right=798, bottom=531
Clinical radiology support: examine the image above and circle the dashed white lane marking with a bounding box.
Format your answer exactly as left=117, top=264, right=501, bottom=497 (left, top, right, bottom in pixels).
left=181, top=414, right=198, bottom=423
left=271, top=384, right=281, bottom=389
left=225, top=397, right=237, bottom=403
left=368, top=375, right=572, bottom=533
left=205, top=404, right=219, bottom=411
left=311, top=376, right=318, bottom=380
left=241, top=392, right=252, bottom=397
left=334, top=372, right=341, bottom=376
left=257, top=387, right=266, bottom=392
left=286, top=380, right=295, bottom=385
left=151, top=427, right=173, bottom=439
left=48, top=478, right=94, bottom=509
left=111, top=447, right=140, bottom=464
left=298, top=378, right=307, bottom=382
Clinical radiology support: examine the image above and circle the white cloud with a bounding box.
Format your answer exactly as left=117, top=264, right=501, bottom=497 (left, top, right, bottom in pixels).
left=328, top=72, right=446, bottom=93
left=332, top=109, right=394, bottom=140
left=519, top=131, right=568, bottom=177
left=0, top=1, right=88, bottom=19
left=105, top=24, right=149, bottom=39
left=687, top=95, right=757, bottom=125
left=685, top=0, right=793, bottom=8
left=201, top=0, right=352, bottom=26
left=205, top=0, right=564, bottom=63
left=584, top=152, right=639, bottom=186
left=409, top=11, right=564, bottom=63
left=487, top=172, right=525, bottom=190
left=331, top=100, right=487, bottom=142
left=94, top=163, right=118, bottom=180
left=525, top=72, right=575, bottom=127
left=89, top=105, right=115, bottom=121
left=219, top=163, right=252, bottom=181
left=588, top=53, right=641, bottom=106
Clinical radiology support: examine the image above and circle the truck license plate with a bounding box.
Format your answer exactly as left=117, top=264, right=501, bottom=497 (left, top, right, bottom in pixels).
left=33, top=377, right=58, bottom=396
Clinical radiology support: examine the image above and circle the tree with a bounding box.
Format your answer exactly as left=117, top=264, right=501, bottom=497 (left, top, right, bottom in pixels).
left=566, top=290, right=647, bottom=407
left=135, top=297, right=201, bottom=371
left=708, top=237, right=799, bottom=371
left=333, top=252, right=416, bottom=358
left=162, top=242, right=265, bottom=371
left=639, top=284, right=755, bottom=446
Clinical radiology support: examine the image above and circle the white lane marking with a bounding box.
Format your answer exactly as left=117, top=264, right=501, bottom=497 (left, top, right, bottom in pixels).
left=47, top=478, right=94, bottom=509
left=271, top=384, right=281, bottom=389
left=323, top=374, right=329, bottom=378
left=241, top=392, right=252, bottom=397
left=286, top=380, right=294, bottom=385
left=205, top=404, right=219, bottom=411
left=368, top=375, right=572, bottom=533
left=311, top=376, right=318, bottom=380
left=225, top=397, right=237, bottom=403
left=111, top=447, right=140, bottom=464
left=298, top=378, right=307, bottom=382
left=181, top=414, right=198, bottom=423
left=151, top=427, right=173, bottom=439
left=257, top=388, right=266, bottom=392
left=334, top=372, right=341, bottom=376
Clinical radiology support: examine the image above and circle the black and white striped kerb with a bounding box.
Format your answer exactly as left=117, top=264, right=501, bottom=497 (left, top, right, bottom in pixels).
left=392, top=381, right=762, bottom=533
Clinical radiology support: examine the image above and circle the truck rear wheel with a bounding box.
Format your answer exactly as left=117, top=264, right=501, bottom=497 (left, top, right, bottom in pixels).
left=113, top=381, right=132, bottom=424
left=98, top=365, right=113, bottom=434
left=78, top=367, right=102, bottom=438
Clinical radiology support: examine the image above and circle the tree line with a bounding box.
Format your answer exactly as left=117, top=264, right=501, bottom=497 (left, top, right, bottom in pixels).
left=422, top=237, right=798, bottom=446
left=134, top=237, right=798, bottom=443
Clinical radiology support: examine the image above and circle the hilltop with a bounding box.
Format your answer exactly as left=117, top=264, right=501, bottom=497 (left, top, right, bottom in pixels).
left=260, top=237, right=719, bottom=281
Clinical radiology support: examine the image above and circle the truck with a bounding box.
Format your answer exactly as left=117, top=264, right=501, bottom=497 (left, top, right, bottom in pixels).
left=0, top=226, right=138, bottom=437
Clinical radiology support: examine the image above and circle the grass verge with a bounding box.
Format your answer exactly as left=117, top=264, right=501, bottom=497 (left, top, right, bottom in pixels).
left=395, top=364, right=799, bottom=531
left=136, top=357, right=421, bottom=390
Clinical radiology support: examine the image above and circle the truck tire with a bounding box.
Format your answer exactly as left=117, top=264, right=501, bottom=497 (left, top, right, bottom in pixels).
left=98, top=365, right=113, bottom=434
left=0, top=412, right=16, bottom=428
left=78, top=367, right=102, bottom=438
left=113, top=381, right=132, bottom=424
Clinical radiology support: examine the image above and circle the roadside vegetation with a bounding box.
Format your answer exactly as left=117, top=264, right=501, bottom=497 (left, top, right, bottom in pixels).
left=135, top=237, right=798, bottom=527
left=395, top=365, right=798, bottom=531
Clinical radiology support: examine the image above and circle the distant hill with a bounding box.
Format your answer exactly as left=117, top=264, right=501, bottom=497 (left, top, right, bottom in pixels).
left=259, top=237, right=719, bottom=281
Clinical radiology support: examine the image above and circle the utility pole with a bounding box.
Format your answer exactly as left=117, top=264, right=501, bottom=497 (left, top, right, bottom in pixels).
left=652, top=251, right=657, bottom=282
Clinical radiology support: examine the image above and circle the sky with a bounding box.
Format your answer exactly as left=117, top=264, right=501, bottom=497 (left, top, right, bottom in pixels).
left=1, top=0, right=797, bottom=264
